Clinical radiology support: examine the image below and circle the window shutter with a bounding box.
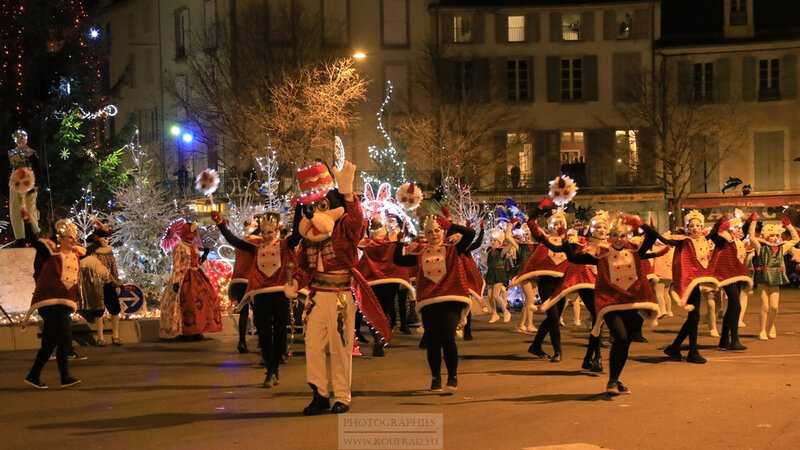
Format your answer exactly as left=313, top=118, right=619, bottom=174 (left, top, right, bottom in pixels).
left=526, top=13, right=540, bottom=43
left=495, top=13, right=508, bottom=43
left=677, top=60, right=692, bottom=104
left=441, top=14, right=454, bottom=44
left=495, top=131, right=509, bottom=189
left=781, top=53, right=797, bottom=100
left=549, top=12, right=562, bottom=42
left=494, top=58, right=508, bottom=102
left=585, top=129, right=614, bottom=187
left=714, top=58, right=731, bottom=103
left=441, top=59, right=456, bottom=103
left=580, top=11, right=595, bottom=42
left=475, top=58, right=491, bottom=102
left=546, top=130, right=561, bottom=179
left=527, top=57, right=535, bottom=102
left=583, top=54, right=599, bottom=101
left=637, top=128, right=656, bottom=182
left=603, top=10, right=616, bottom=41
left=742, top=56, right=756, bottom=102
left=546, top=56, right=560, bottom=102
left=633, top=8, right=651, bottom=39
left=473, top=12, right=485, bottom=43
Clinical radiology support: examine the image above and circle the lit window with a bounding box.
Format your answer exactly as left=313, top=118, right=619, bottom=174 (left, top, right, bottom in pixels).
left=692, top=63, right=713, bottom=103
left=560, top=131, right=584, bottom=166
left=454, top=15, right=473, bottom=43
left=616, top=12, right=631, bottom=39
left=507, top=133, right=533, bottom=188
left=507, top=15, right=525, bottom=42
left=562, top=13, right=580, bottom=41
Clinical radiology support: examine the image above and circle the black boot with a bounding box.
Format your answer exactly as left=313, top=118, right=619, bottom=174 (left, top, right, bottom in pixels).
left=373, top=340, right=385, bottom=357
left=686, top=349, right=707, bottom=364
left=663, top=345, right=683, bottom=361
left=302, top=384, right=331, bottom=416
left=527, top=343, right=550, bottom=359
left=237, top=341, right=249, bottom=354
left=331, top=402, right=350, bottom=414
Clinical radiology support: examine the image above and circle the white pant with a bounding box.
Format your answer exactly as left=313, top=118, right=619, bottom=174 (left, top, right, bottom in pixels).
left=9, top=187, right=39, bottom=239
left=305, top=290, right=357, bottom=405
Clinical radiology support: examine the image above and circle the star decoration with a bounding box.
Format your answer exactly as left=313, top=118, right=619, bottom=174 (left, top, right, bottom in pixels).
left=59, top=148, right=71, bottom=160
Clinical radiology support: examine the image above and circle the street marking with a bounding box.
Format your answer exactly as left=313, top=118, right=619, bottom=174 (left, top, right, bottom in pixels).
left=706, top=353, right=800, bottom=361
left=523, top=445, right=603, bottom=450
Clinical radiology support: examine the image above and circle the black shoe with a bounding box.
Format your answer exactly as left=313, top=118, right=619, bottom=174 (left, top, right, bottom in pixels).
left=302, top=385, right=331, bottom=416
left=330, top=402, right=350, bottom=414
left=446, top=376, right=458, bottom=392
left=372, top=341, right=385, bottom=357
left=550, top=352, right=562, bottom=363
left=60, top=377, right=82, bottom=388
left=616, top=380, right=631, bottom=395
left=606, top=380, right=620, bottom=395
left=686, top=350, right=707, bottom=364
left=527, top=345, right=550, bottom=359
left=281, top=354, right=288, bottom=364
left=581, top=358, right=594, bottom=371
left=258, top=358, right=266, bottom=367
left=356, top=333, right=369, bottom=344
left=463, top=333, right=474, bottom=341
left=262, top=373, right=279, bottom=388
left=418, top=336, right=428, bottom=349
left=632, top=334, right=648, bottom=343
left=400, top=326, right=412, bottom=335
left=67, top=352, right=88, bottom=361
left=590, top=358, right=604, bottom=373
left=191, top=334, right=205, bottom=341
left=237, top=342, right=249, bottom=354
left=24, top=375, right=48, bottom=389
left=430, top=377, right=442, bottom=392
left=663, top=345, right=682, bottom=361
left=726, top=340, right=748, bottom=351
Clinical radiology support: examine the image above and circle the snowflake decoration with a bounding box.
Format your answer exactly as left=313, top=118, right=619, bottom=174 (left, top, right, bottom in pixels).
left=59, top=148, right=71, bottom=160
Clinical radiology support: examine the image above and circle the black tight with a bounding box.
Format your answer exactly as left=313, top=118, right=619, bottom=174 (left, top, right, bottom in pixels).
left=672, top=287, right=702, bottom=351
left=372, top=283, right=400, bottom=328
left=397, top=289, right=409, bottom=329
left=229, top=283, right=249, bottom=343
left=721, top=283, right=742, bottom=343
left=579, top=289, right=601, bottom=361
left=531, top=276, right=564, bottom=353
left=604, top=309, right=640, bottom=382
left=29, top=305, right=72, bottom=382
left=420, top=302, right=463, bottom=379
left=251, top=292, right=289, bottom=376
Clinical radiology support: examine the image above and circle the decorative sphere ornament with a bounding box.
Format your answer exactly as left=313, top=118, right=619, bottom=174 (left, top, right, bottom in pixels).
left=195, top=169, right=220, bottom=196
left=396, top=181, right=423, bottom=210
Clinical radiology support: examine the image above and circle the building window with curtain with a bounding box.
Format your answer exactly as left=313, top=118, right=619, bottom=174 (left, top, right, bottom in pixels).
left=560, top=58, right=582, bottom=100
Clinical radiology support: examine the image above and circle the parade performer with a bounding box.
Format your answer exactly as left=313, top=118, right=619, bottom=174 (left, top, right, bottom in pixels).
left=158, top=219, right=222, bottom=340
left=563, top=214, right=660, bottom=395
left=658, top=210, right=718, bottom=364
left=79, top=219, right=124, bottom=346
left=652, top=232, right=677, bottom=319
left=283, top=161, right=390, bottom=415
left=485, top=227, right=513, bottom=324
left=532, top=210, right=612, bottom=372
left=461, top=220, right=486, bottom=341
left=505, top=220, right=538, bottom=333
left=512, top=206, right=570, bottom=362
left=393, top=214, right=475, bottom=392
left=226, top=216, right=262, bottom=354
left=21, top=212, right=83, bottom=389
left=356, top=215, right=415, bottom=356
left=708, top=213, right=757, bottom=350
left=8, top=129, right=41, bottom=242
left=386, top=214, right=412, bottom=334
left=212, top=210, right=294, bottom=388
left=750, top=217, right=798, bottom=340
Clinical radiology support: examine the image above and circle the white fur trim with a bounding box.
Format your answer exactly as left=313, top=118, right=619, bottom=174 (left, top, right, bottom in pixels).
left=23, top=298, right=78, bottom=324
left=417, top=296, right=472, bottom=327
left=510, top=270, right=563, bottom=287
left=717, top=275, right=754, bottom=288
left=591, top=302, right=660, bottom=336
left=540, top=283, right=594, bottom=312
left=677, top=276, right=719, bottom=310
left=230, top=278, right=249, bottom=285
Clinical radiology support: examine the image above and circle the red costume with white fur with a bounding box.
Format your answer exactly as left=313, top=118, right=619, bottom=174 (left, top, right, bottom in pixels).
left=710, top=234, right=752, bottom=288
left=356, top=237, right=414, bottom=295
left=511, top=235, right=569, bottom=286
left=243, top=237, right=296, bottom=300
left=671, top=236, right=718, bottom=307
left=409, top=243, right=472, bottom=321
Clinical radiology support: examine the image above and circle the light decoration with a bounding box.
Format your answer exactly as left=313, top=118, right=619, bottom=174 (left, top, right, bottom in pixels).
left=256, top=142, right=290, bottom=223
left=88, top=27, right=99, bottom=39
left=60, top=148, right=71, bottom=160
left=68, top=183, right=103, bottom=246
left=361, top=182, right=417, bottom=236
left=361, top=81, right=408, bottom=187
left=334, top=136, right=346, bottom=171
left=548, top=175, right=578, bottom=207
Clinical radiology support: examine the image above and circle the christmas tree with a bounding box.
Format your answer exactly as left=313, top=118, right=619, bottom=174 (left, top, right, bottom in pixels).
left=361, top=81, right=408, bottom=188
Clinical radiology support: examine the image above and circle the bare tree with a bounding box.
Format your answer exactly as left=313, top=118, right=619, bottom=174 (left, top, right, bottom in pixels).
left=614, top=59, right=748, bottom=228
left=399, top=41, right=518, bottom=189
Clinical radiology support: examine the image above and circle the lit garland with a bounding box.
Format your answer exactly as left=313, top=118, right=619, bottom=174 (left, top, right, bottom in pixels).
left=361, top=81, right=408, bottom=187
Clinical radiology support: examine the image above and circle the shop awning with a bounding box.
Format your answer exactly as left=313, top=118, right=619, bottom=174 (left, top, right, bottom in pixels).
left=683, top=192, right=800, bottom=209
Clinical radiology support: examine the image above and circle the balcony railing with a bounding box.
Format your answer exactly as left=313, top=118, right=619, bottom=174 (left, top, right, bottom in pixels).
left=508, top=26, right=525, bottom=42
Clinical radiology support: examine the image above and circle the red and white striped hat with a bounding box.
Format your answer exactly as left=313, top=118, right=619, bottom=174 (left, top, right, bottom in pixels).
left=296, top=162, right=335, bottom=205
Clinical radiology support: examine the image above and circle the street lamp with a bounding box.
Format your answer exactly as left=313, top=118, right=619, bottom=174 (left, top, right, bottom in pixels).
left=352, top=52, right=367, bottom=60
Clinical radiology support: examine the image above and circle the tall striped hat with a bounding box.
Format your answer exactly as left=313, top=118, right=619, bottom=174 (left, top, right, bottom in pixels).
left=296, top=162, right=336, bottom=205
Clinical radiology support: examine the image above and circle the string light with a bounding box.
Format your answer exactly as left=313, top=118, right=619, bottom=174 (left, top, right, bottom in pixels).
left=361, top=81, right=408, bottom=187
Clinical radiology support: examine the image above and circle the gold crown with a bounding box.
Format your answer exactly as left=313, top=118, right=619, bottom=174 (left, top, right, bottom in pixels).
left=55, top=219, right=78, bottom=241
left=684, top=209, right=705, bottom=226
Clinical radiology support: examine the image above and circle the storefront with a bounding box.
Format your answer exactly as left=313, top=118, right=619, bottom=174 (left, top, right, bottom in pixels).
left=682, top=191, right=800, bottom=224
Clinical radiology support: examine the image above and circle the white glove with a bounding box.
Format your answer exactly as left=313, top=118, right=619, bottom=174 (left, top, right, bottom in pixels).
left=332, top=161, right=356, bottom=196
left=283, top=281, right=298, bottom=299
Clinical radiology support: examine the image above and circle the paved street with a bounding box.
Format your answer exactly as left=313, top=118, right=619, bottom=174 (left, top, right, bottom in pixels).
left=2, top=291, right=800, bottom=450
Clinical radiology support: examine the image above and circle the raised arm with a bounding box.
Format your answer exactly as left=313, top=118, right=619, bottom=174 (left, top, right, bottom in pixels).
left=782, top=217, right=799, bottom=250
left=214, top=216, right=256, bottom=253
left=393, top=241, right=418, bottom=267
left=466, top=224, right=485, bottom=252
left=641, top=224, right=682, bottom=249
left=504, top=220, right=520, bottom=252
left=707, top=217, right=728, bottom=248
left=450, top=223, right=476, bottom=254
left=563, top=241, right=598, bottom=265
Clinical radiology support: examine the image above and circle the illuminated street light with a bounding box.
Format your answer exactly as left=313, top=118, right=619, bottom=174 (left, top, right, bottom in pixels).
left=352, top=52, right=367, bottom=60
left=182, top=132, right=194, bottom=143
left=89, top=28, right=100, bottom=39
left=170, top=125, right=181, bottom=136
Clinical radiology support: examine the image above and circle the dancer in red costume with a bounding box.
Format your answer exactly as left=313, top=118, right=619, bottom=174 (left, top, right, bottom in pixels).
left=227, top=216, right=262, bottom=354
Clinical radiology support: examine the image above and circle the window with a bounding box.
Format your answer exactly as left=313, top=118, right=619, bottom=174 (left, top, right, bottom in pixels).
left=453, top=60, right=474, bottom=101
left=175, top=76, right=187, bottom=119
left=127, top=53, right=136, bottom=88
left=382, top=0, right=407, bottom=46
left=560, top=131, right=584, bottom=166
left=616, top=12, right=631, bottom=39
left=383, top=64, right=409, bottom=112
left=323, top=0, right=348, bottom=46
left=560, top=58, right=582, bottom=101
left=506, top=133, right=533, bottom=188
left=453, top=15, right=473, bottom=43
left=730, top=0, right=747, bottom=26
left=758, top=58, right=780, bottom=101
left=507, top=15, right=525, bottom=42
left=174, top=8, right=189, bottom=58
left=507, top=59, right=529, bottom=101
left=562, top=13, right=580, bottom=41
left=204, top=0, right=217, bottom=45
left=143, top=47, right=154, bottom=83
left=754, top=131, right=784, bottom=191
left=615, top=130, right=639, bottom=185
left=693, top=63, right=713, bottom=103
left=143, top=6, right=152, bottom=34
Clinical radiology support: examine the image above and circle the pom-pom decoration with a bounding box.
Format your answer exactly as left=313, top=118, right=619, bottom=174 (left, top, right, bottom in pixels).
left=159, top=218, right=187, bottom=253
left=396, top=181, right=423, bottom=211
left=548, top=175, right=578, bottom=207
left=195, top=169, right=220, bottom=197
left=9, top=167, right=35, bottom=194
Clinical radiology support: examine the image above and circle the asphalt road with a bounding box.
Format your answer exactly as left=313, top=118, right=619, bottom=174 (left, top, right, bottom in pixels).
left=2, top=290, right=800, bottom=450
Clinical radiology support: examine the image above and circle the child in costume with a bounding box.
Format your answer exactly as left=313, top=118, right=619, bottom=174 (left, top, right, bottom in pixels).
left=22, top=212, right=83, bottom=389
left=80, top=219, right=124, bottom=346
left=393, top=214, right=475, bottom=392
left=505, top=220, right=538, bottom=333
left=226, top=216, right=262, bottom=354
left=8, top=129, right=41, bottom=242
left=213, top=211, right=294, bottom=388
left=750, top=217, right=798, bottom=340
left=485, top=227, right=513, bottom=324
left=652, top=233, right=677, bottom=319
left=158, top=220, right=222, bottom=340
